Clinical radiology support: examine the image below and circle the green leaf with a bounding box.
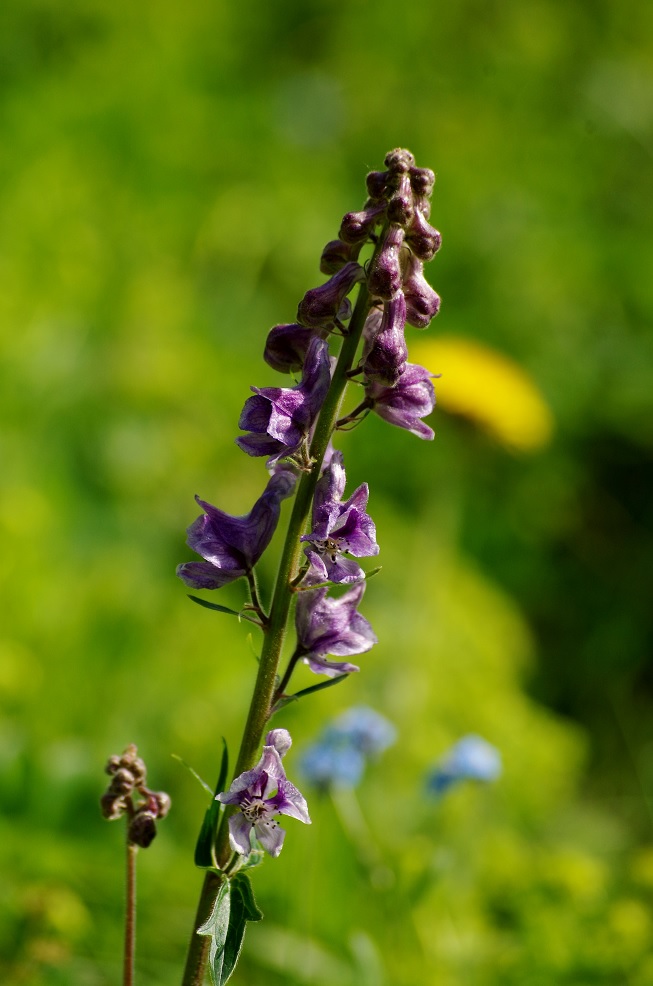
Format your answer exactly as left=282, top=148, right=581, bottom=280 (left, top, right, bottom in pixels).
left=199, top=875, right=264, bottom=986
left=194, top=739, right=229, bottom=868
left=197, top=880, right=231, bottom=986
left=231, top=873, right=263, bottom=921
left=171, top=754, right=213, bottom=796
left=272, top=673, right=350, bottom=712
left=187, top=595, right=260, bottom=625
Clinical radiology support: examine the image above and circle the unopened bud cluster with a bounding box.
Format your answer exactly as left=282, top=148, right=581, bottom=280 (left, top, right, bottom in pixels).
left=100, top=744, right=170, bottom=848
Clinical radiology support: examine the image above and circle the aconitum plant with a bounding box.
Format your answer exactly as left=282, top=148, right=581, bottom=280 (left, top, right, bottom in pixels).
left=104, top=149, right=442, bottom=986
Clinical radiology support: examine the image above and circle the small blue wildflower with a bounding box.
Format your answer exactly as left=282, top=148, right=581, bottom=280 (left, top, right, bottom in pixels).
left=426, top=734, right=502, bottom=796
left=299, top=706, right=396, bottom=791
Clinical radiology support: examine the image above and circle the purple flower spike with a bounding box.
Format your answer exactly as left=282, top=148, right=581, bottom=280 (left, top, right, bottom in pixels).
left=404, top=255, right=441, bottom=329
left=177, top=470, right=297, bottom=590
left=237, top=337, right=331, bottom=463
left=217, top=738, right=310, bottom=858
left=263, top=323, right=316, bottom=374
left=362, top=291, right=408, bottom=387
left=301, top=450, right=379, bottom=584
left=295, top=582, right=377, bottom=677
left=296, top=262, right=364, bottom=329
left=366, top=363, right=437, bottom=440
left=367, top=225, right=404, bottom=300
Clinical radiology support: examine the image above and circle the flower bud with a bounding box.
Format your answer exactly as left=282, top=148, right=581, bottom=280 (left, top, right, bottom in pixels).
left=365, top=170, right=388, bottom=201
left=406, top=208, right=442, bottom=262
left=128, top=809, right=158, bottom=848
left=100, top=792, right=127, bottom=820
left=384, top=148, right=415, bottom=173
left=297, top=262, right=364, bottom=328
left=151, top=791, right=172, bottom=819
left=409, top=166, right=435, bottom=198
left=320, top=239, right=356, bottom=274
left=339, top=202, right=386, bottom=244
left=264, top=323, right=315, bottom=373
left=367, top=225, right=404, bottom=300
left=403, top=255, right=441, bottom=329
left=363, top=291, right=408, bottom=387
left=386, top=173, right=414, bottom=226
left=109, top=767, right=136, bottom=796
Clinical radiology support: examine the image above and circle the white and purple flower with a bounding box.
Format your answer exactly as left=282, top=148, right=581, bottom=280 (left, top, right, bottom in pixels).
left=301, top=450, right=378, bottom=585
left=217, top=729, right=310, bottom=858
left=295, top=582, right=377, bottom=677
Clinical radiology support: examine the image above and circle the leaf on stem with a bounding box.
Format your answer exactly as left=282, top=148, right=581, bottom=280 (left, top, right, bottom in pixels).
left=198, top=874, right=263, bottom=986
left=272, top=673, right=351, bottom=713
left=194, top=739, right=229, bottom=868
left=187, top=595, right=262, bottom=626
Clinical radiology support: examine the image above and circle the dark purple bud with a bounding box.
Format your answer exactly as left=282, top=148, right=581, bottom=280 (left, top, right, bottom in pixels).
left=367, top=225, right=404, bottom=300
left=362, top=292, right=408, bottom=387
left=297, top=263, right=364, bottom=329
left=409, top=166, right=435, bottom=198
left=339, top=202, right=386, bottom=245
left=109, top=767, right=136, bottom=796
left=361, top=306, right=384, bottom=360
left=128, top=810, right=158, bottom=848
left=403, top=255, right=441, bottom=329
left=365, top=363, right=437, bottom=440
left=178, top=468, right=297, bottom=589
left=151, top=791, right=172, bottom=819
left=320, top=239, right=357, bottom=275
left=100, top=792, right=127, bottom=820
left=264, top=323, right=316, bottom=374
left=105, top=755, right=121, bottom=776
left=384, top=148, right=415, bottom=173
left=386, top=173, right=414, bottom=226
left=237, top=337, right=331, bottom=463
left=406, top=208, right=442, bottom=262
left=366, top=170, right=388, bottom=201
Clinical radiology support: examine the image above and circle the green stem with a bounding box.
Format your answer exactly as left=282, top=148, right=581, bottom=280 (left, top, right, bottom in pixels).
left=180, top=281, right=371, bottom=986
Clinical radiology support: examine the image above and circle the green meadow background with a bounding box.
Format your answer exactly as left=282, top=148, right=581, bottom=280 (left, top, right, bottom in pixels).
left=2, top=0, right=653, bottom=982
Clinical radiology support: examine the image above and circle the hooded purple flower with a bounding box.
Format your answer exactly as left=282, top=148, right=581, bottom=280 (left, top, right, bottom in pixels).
left=362, top=291, right=408, bottom=388
left=295, top=582, right=377, bottom=677
left=301, top=450, right=379, bottom=584
left=263, top=323, right=316, bottom=374
left=217, top=729, right=310, bottom=857
left=296, top=262, right=364, bottom=329
left=365, top=363, right=437, bottom=440
left=237, top=337, right=331, bottom=463
left=176, top=470, right=297, bottom=589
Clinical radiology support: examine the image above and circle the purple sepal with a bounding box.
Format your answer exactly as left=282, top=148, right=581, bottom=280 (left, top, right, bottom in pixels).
left=367, top=225, right=404, bottom=300
left=217, top=740, right=310, bottom=858
left=177, top=470, right=297, bottom=589
left=403, top=255, right=441, bottom=329
left=366, top=170, right=388, bottom=201
left=366, top=363, right=436, bottom=440
left=263, top=323, right=316, bottom=374
left=384, top=148, right=415, bottom=172
left=296, top=262, right=364, bottom=329
left=301, top=450, right=379, bottom=583
left=409, top=166, right=435, bottom=198
left=339, top=202, right=386, bottom=245
left=320, top=239, right=357, bottom=275
left=237, top=337, right=331, bottom=463
left=406, top=208, right=442, bottom=262
left=362, top=292, right=408, bottom=387
left=295, top=582, right=376, bottom=677
left=386, top=173, right=414, bottom=226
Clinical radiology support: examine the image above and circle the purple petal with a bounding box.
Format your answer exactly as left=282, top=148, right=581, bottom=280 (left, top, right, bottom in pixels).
left=228, top=814, right=254, bottom=856
left=254, top=819, right=286, bottom=857
left=176, top=561, right=244, bottom=589
left=304, top=654, right=361, bottom=677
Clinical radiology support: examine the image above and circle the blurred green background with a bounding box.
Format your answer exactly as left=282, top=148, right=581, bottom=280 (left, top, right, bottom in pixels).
left=1, top=0, right=652, bottom=982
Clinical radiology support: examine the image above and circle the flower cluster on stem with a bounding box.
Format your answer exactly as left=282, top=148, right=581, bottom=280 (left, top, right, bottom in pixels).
left=177, top=149, right=442, bottom=986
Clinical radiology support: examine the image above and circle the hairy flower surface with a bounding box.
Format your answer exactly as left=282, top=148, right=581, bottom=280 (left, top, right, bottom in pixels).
left=217, top=732, right=310, bottom=857
left=362, top=291, right=408, bottom=387
left=301, top=450, right=378, bottom=584
left=365, top=363, right=436, bottom=440
left=237, top=337, right=331, bottom=462
left=295, top=582, right=376, bottom=677
left=177, top=470, right=297, bottom=589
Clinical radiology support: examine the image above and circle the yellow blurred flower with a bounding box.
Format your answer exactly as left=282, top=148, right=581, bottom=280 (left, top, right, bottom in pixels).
left=409, top=335, right=554, bottom=451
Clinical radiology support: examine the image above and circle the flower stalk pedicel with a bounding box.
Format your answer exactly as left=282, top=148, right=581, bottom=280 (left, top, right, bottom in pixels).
left=177, top=149, right=441, bottom=986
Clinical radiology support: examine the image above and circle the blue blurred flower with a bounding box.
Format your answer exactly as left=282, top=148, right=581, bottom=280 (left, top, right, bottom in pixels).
left=426, top=734, right=502, bottom=796
left=299, top=706, right=397, bottom=791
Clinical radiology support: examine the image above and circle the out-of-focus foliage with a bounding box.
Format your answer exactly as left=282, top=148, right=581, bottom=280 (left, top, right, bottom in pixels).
left=1, top=0, right=652, bottom=982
